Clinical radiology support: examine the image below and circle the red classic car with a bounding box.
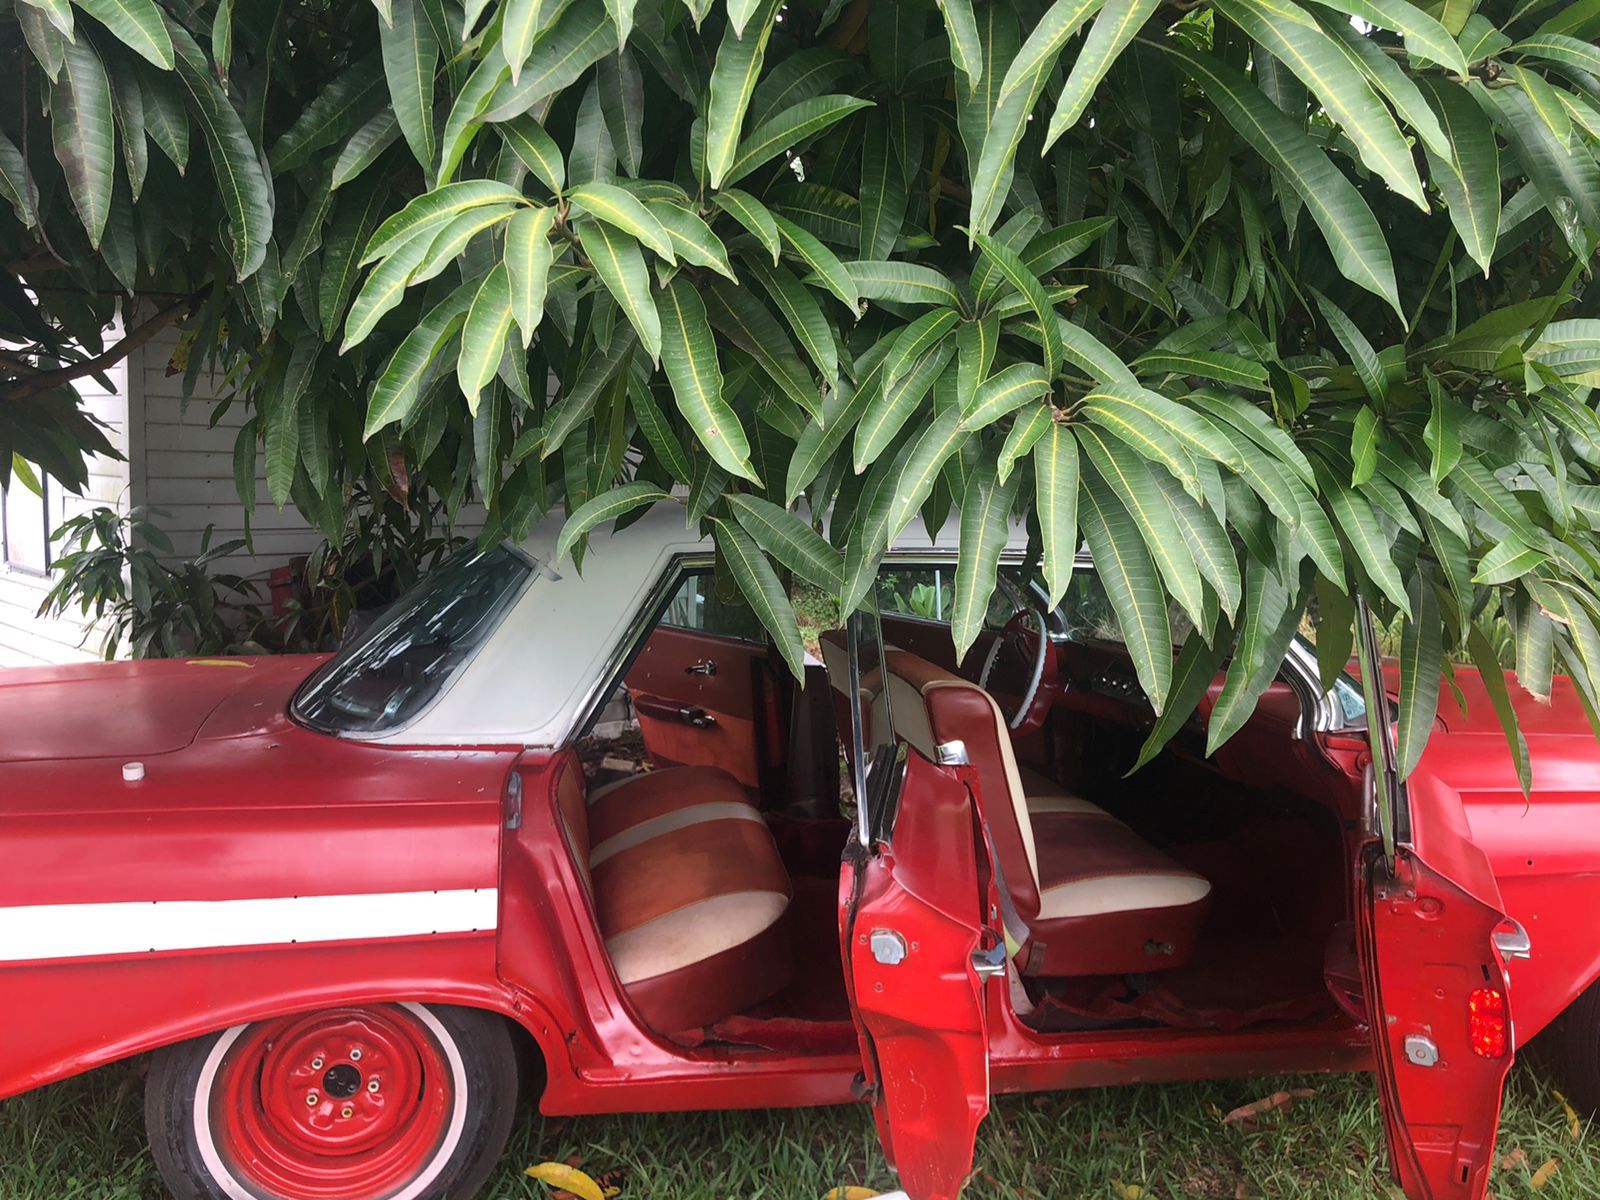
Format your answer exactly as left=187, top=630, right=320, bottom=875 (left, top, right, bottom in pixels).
left=2, top=505, right=1597, bottom=1200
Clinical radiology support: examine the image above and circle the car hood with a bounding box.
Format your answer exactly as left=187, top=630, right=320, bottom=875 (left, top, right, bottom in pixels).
left=0, top=655, right=327, bottom=763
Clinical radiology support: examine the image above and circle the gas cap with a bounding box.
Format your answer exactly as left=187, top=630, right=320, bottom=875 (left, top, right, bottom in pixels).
left=869, top=929, right=908, bottom=965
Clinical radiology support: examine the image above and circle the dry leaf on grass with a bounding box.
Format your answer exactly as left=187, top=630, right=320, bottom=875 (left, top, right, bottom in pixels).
left=525, top=1162, right=619, bottom=1200
left=820, top=1189, right=881, bottom=1200
left=1553, top=1089, right=1583, bottom=1140
left=1498, top=1148, right=1528, bottom=1172
left=1531, top=1156, right=1562, bottom=1190
left=1221, top=1089, right=1316, bottom=1127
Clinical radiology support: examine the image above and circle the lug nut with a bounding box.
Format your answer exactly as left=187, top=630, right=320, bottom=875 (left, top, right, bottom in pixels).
left=340, top=1105, right=354, bottom=1119
left=367, top=1078, right=381, bottom=1092
left=306, top=1091, right=319, bottom=1106
left=311, top=1057, right=324, bottom=1070
left=349, top=1048, right=363, bottom=1061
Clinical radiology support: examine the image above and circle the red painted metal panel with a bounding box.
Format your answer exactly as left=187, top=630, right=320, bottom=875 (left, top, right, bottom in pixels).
left=840, top=751, right=990, bottom=1200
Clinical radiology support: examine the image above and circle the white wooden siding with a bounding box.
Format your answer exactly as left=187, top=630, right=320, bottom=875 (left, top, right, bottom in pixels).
left=133, top=326, right=326, bottom=581
left=0, top=358, right=130, bottom=666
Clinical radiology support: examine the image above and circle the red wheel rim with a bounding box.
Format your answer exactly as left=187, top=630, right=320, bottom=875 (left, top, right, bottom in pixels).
left=205, top=1005, right=457, bottom=1200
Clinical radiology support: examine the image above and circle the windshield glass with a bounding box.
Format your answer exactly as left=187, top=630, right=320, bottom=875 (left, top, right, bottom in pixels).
left=294, top=545, right=534, bottom=734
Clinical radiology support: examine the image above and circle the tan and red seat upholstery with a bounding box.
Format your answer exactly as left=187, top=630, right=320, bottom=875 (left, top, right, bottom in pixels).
left=554, top=763, right=793, bottom=1031
left=880, top=650, right=1212, bottom=977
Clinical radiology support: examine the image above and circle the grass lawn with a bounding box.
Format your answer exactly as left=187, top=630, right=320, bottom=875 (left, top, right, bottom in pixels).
left=1, top=1057, right=1594, bottom=1199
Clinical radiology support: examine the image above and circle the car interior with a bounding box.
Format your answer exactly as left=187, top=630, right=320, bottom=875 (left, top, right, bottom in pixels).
left=560, top=561, right=1370, bottom=1055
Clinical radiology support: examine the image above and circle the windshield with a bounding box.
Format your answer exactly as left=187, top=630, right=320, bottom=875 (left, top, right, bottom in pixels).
left=294, top=545, right=534, bottom=734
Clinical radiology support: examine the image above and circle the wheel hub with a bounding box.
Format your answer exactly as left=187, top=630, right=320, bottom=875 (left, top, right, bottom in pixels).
left=208, top=1005, right=454, bottom=1200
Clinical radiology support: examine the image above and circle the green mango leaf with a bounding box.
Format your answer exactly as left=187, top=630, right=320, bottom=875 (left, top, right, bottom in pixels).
left=1034, top=421, right=1079, bottom=606
left=1080, top=463, right=1172, bottom=712
left=506, top=205, right=557, bottom=347
left=576, top=218, right=662, bottom=361
left=1043, top=0, right=1159, bottom=149
left=705, top=0, right=783, bottom=188
left=364, top=282, right=474, bottom=436
left=50, top=38, right=115, bottom=250
left=713, top=517, right=807, bottom=679
left=558, top=481, right=672, bottom=563
left=1165, top=43, right=1400, bottom=314
left=73, top=0, right=173, bottom=67
left=380, top=0, right=439, bottom=169
left=457, top=263, right=515, bottom=412
left=568, top=182, right=676, bottom=259
left=951, top=459, right=1020, bottom=663
left=659, top=275, right=757, bottom=481
left=729, top=493, right=844, bottom=591
left=727, top=94, right=873, bottom=184
left=1467, top=622, right=1532, bottom=796
left=1395, top=572, right=1443, bottom=780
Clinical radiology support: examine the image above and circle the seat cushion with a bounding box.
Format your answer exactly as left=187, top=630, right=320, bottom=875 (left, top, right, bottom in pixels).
left=584, top=767, right=793, bottom=1031
left=1024, top=810, right=1212, bottom=977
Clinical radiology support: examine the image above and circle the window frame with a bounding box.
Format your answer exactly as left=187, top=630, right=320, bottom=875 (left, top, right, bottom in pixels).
left=1, top=471, right=52, bottom=576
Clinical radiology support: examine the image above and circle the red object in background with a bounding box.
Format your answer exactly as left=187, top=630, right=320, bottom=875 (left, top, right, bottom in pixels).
left=268, top=561, right=301, bottom=617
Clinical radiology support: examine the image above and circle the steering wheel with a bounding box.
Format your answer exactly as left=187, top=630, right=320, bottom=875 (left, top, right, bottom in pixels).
left=977, top=606, right=1060, bottom=736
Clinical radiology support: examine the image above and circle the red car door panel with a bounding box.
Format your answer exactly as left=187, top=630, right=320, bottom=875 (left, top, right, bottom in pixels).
left=624, top=626, right=773, bottom=791
left=839, top=748, right=991, bottom=1200
left=1357, top=602, right=1514, bottom=1200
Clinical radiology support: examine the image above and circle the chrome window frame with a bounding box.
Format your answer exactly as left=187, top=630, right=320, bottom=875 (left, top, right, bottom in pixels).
left=558, top=544, right=1351, bottom=752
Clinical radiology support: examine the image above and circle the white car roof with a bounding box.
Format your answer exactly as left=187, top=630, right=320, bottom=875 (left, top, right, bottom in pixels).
left=373, top=503, right=1030, bottom=749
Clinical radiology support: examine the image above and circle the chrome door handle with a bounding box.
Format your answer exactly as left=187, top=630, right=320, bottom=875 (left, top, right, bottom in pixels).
left=681, top=706, right=716, bottom=728
left=684, top=659, right=718, bottom=676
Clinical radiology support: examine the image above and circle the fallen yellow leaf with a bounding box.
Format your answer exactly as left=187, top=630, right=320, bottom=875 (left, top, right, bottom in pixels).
left=820, top=1189, right=880, bottom=1200
left=526, top=1162, right=607, bottom=1200
left=1121, top=1185, right=1146, bottom=1200
left=1554, top=1089, right=1582, bottom=1140
left=1531, top=1156, right=1562, bottom=1190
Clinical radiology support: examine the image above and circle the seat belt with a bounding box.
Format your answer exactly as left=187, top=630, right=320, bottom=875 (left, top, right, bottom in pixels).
left=980, top=820, right=1032, bottom=960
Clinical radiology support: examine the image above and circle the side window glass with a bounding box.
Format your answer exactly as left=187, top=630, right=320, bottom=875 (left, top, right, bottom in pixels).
left=877, top=566, right=953, bottom=622
left=658, top=571, right=768, bottom=643
left=1060, top=572, right=1123, bottom=643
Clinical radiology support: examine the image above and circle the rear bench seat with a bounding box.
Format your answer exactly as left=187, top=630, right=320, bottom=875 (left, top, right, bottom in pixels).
left=554, top=763, right=793, bottom=1031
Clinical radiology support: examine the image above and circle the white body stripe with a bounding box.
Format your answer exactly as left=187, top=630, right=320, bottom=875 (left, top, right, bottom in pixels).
left=0, top=888, right=497, bottom=963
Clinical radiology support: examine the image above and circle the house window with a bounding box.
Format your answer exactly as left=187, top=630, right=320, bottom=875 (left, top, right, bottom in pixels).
left=1, top=469, right=50, bottom=573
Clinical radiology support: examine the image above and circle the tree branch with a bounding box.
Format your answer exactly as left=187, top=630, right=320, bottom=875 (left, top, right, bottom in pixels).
left=1, top=291, right=204, bottom=402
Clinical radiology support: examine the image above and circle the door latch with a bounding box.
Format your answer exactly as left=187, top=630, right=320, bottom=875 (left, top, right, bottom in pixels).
left=684, top=659, right=718, bottom=676
left=680, top=706, right=716, bottom=728
left=869, top=929, right=907, bottom=965
left=1404, top=1035, right=1440, bottom=1067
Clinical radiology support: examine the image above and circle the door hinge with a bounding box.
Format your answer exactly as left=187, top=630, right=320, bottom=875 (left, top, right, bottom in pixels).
left=1493, top=919, right=1532, bottom=961
left=849, top=1071, right=881, bottom=1105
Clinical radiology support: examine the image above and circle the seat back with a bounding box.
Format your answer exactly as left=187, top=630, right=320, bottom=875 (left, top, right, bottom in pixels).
left=881, top=651, right=1042, bottom=917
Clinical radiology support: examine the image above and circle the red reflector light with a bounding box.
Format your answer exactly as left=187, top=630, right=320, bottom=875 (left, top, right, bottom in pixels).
left=1468, top=987, right=1508, bottom=1058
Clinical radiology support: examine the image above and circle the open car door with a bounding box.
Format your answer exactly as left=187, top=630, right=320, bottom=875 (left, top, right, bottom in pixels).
left=1355, top=600, right=1521, bottom=1200
left=836, top=614, right=995, bottom=1200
